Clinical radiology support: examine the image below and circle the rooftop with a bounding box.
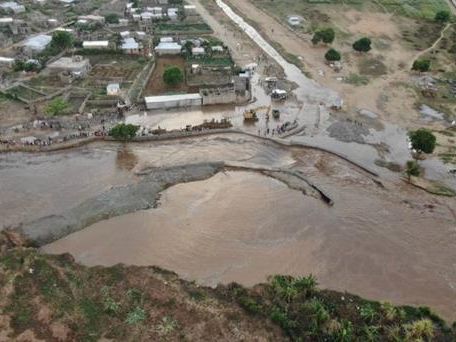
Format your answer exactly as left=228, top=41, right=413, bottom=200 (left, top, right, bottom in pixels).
left=145, top=93, right=201, bottom=103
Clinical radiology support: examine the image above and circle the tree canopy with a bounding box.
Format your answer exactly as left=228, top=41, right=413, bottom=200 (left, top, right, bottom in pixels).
left=163, top=66, right=184, bottom=86
left=435, top=10, right=450, bottom=23
left=51, top=31, right=73, bottom=50
left=311, top=28, right=335, bottom=45
left=45, top=98, right=70, bottom=117
left=104, top=13, right=120, bottom=24
left=409, top=129, right=436, bottom=154
left=412, top=59, right=431, bottom=72
left=353, top=37, right=372, bottom=53
left=324, top=48, right=341, bottom=62
left=109, top=123, right=139, bottom=140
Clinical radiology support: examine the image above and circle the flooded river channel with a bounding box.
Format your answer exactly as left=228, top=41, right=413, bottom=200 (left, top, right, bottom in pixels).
left=1, top=134, right=454, bottom=320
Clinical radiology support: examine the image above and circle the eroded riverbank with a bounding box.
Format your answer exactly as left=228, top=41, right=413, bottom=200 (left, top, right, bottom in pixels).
left=2, top=134, right=456, bottom=320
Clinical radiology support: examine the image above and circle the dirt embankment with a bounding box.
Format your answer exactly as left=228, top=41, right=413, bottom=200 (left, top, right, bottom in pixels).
left=16, top=162, right=225, bottom=246
left=1, top=232, right=455, bottom=341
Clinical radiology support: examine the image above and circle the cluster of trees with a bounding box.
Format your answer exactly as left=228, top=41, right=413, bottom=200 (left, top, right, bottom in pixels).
left=312, top=25, right=373, bottom=63
left=163, top=66, right=184, bottom=86
left=13, top=60, right=41, bottom=72
left=109, top=123, right=140, bottom=140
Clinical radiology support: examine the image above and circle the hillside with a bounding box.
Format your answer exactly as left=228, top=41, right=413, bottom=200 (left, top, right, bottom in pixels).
left=1, top=231, right=455, bottom=341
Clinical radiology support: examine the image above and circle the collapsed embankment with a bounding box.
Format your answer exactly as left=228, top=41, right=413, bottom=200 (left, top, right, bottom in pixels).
left=16, top=162, right=224, bottom=246
left=14, top=161, right=335, bottom=247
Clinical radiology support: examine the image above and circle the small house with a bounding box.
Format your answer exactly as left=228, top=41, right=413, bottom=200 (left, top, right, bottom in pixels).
left=192, top=47, right=205, bottom=56
left=145, top=93, right=202, bottom=110
left=121, top=37, right=140, bottom=54
left=184, top=5, right=197, bottom=15
left=23, top=34, right=52, bottom=53
left=154, top=42, right=182, bottom=56
left=167, top=8, right=178, bottom=21
left=107, top=83, right=120, bottom=96
left=0, top=2, right=25, bottom=13
left=0, top=56, right=15, bottom=67
left=82, top=40, right=110, bottom=49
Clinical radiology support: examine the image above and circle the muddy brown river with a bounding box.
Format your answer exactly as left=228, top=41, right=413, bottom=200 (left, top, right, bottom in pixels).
left=1, top=134, right=455, bottom=321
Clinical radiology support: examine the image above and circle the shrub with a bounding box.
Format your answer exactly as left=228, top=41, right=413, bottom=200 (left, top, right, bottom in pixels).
left=412, top=59, right=431, bottom=72
left=405, top=160, right=420, bottom=180
left=163, top=66, right=184, bottom=86
left=109, top=123, right=139, bottom=140
left=404, top=319, right=435, bottom=340
left=312, top=28, right=335, bottom=45
left=353, top=37, right=372, bottom=52
left=125, top=306, right=146, bottom=325
left=325, top=48, right=341, bottom=62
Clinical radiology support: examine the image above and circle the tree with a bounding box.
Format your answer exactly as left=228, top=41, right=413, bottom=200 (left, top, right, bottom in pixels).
left=412, top=59, right=431, bottom=72
left=353, top=37, right=372, bottom=53
left=435, top=10, right=450, bottom=23
left=51, top=31, right=73, bottom=50
left=45, top=98, right=70, bottom=117
left=109, top=123, right=139, bottom=140
left=325, top=48, right=341, bottom=62
left=312, top=28, right=335, bottom=45
left=104, top=13, right=120, bottom=24
left=405, top=160, right=420, bottom=181
left=163, top=66, right=183, bottom=86
left=409, top=129, right=436, bottom=154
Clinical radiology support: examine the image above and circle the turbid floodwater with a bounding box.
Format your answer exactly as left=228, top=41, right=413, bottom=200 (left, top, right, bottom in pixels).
left=1, top=134, right=456, bottom=321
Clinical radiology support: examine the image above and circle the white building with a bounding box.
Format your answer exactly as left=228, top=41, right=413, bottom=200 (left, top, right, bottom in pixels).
left=184, top=5, right=197, bottom=15
left=82, top=40, right=110, bottom=49
left=23, top=34, right=52, bottom=53
left=145, top=94, right=202, bottom=110
left=107, top=83, right=120, bottom=96
left=211, top=45, right=224, bottom=53
left=0, top=17, right=14, bottom=25
left=154, top=42, right=182, bottom=56
left=192, top=47, right=205, bottom=56
left=121, top=37, right=139, bottom=54
left=78, top=15, right=105, bottom=23
left=0, top=2, right=25, bottom=13
left=167, top=8, right=178, bottom=21
left=0, top=56, right=15, bottom=67
left=160, top=37, right=173, bottom=43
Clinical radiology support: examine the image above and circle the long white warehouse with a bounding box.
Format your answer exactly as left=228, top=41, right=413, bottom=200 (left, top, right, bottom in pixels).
left=145, top=94, right=202, bottom=110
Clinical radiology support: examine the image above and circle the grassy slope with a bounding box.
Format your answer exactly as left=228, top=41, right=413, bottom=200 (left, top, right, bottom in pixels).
left=0, top=232, right=455, bottom=341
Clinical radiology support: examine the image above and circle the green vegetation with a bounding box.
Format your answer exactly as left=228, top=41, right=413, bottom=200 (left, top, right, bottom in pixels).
left=104, top=13, right=120, bottom=24
left=51, top=31, right=73, bottom=50
left=405, top=160, right=421, bottom=180
left=412, top=58, right=431, bottom=72
left=409, top=129, right=437, bottom=154
left=324, top=48, right=341, bottom=62
left=353, top=37, right=372, bottom=53
left=109, top=123, right=139, bottom=140
left=45, top=98, right=70, bottom=117
left=222, top=274, right=454, bottom=341
left=435, top=10, right=451, bottom=23
left=163, top=66, right=184, bottom=86
left=344, top=73, right=369, bottom=86
left=312, top=28, right=335, bottom=45
left=0, top=233, right=455, bottom=341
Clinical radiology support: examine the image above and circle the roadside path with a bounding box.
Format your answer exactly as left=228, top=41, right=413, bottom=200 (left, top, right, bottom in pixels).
left=411, top=23, right=452, bottom=68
